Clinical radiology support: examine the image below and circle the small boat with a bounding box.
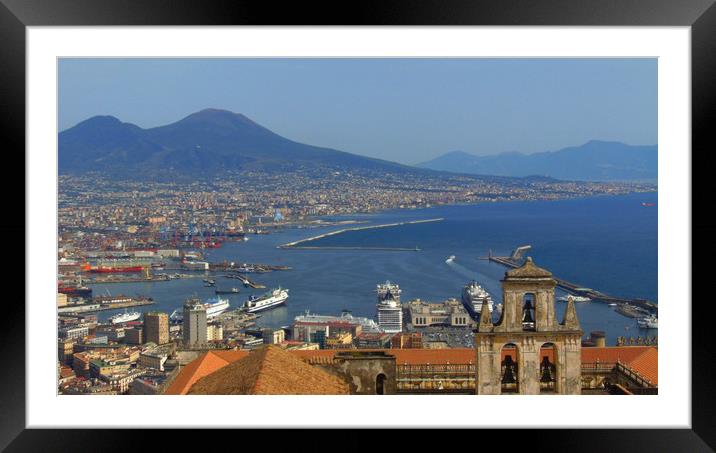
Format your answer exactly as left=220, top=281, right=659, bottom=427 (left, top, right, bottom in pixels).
left=446, top=255, right=456, bottom=263
left=215, top=287, right=240, bottom=294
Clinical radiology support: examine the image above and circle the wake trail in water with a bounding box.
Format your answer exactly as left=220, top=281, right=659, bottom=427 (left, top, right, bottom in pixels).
left=445, top=257, right=480, bottom=280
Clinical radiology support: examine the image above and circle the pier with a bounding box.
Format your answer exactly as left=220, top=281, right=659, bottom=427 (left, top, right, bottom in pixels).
left=58, top=297, right=154, bottom=314
left=278, top=218, right=443, bottom=250
left=281, top=246, right=420, bottom=251
left=489, top=247, right=658, bottom=315
left=224, top=272, right=266, bottom=289
left=208, top=262, right=292, bottom=272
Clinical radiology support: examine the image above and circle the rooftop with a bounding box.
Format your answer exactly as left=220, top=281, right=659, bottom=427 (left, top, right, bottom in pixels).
left=186, top=345, right=349, bottom=395
left=504, top=257, right=553, bottom=279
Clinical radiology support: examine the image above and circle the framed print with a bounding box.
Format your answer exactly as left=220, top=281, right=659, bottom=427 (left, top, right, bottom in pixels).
left=4, top=0, right=715, bottom=449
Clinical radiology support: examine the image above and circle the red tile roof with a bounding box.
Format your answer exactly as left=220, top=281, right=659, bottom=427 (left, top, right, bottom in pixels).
left=164, top=351, right=247, bottom=395
left=166, top=345, right=657, bottom=394
left=624, top=347, right=658, bottom=385
left=187, top=345, right=349, bottom=395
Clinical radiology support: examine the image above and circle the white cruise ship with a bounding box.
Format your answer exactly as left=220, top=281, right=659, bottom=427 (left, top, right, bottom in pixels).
left=461, top=281, right=494, bottom=318
left=170, top=296, right=230, bottom=321
left=294, top=310, right=382, bottom=333
left=376, top=281, right=403, bottom=333
left=242, top=288, right=289, bottom=313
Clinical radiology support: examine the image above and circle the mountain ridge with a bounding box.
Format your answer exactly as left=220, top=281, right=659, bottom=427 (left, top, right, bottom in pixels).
left=417, top=140, right=658, bottom=181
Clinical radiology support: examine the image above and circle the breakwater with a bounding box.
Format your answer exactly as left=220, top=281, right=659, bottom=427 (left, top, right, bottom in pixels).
left=489, top=254, right=657, bottom=315
left=278, top=218, right=443, bottom=250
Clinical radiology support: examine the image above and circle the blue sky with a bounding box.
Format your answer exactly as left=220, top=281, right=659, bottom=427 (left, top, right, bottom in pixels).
left=59, top=58, right=657, bottom=165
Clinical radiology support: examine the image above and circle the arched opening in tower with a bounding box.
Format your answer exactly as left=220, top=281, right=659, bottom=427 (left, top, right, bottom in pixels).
left=522, top=293, right=536, bottom=331
left=539, top=342, right=557, bottom=394
left=500, top=343, right=520, bottom=394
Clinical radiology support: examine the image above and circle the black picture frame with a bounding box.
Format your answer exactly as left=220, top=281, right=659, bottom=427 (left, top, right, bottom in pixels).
left=3, top=0, right=714, bottom=449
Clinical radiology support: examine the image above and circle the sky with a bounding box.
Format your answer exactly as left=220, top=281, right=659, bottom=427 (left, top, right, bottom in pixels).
left=59, top=58, right=657, bottom=165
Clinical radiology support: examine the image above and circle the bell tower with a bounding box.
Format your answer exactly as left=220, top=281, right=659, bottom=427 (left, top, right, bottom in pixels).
left=475, top=257, right=582, bottom=394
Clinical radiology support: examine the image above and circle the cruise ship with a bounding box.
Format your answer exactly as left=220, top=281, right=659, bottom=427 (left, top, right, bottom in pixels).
left=293, top=310, right=382, bottom=333
left=169, top=296, right=230, bottom=321
left=461, top=281, right=494, bottom=318
left=376, top=281, right=403, bottom=333
left=109, top=311, right=141, bottom=324
left=242, top=288, right=289, bottom=313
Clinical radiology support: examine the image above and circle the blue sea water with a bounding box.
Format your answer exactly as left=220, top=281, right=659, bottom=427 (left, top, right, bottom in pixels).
left=89, top=191, right=657, bottom=345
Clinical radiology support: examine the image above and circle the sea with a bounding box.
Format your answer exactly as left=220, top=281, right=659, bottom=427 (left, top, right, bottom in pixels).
left=89, top=191, right=658, bottom=345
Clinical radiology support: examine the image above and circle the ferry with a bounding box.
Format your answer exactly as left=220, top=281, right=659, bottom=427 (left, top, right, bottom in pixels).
left=242, top=288, right=289, bottom=313
left=169, top=296, right=230, bottom=321
left=461, top=281, right=494, bottom=317
left=637, top=314, right=658, bottom=329
left=109, top=310, right=141, bottom=324
left=557, top=295, right=591, bottom=303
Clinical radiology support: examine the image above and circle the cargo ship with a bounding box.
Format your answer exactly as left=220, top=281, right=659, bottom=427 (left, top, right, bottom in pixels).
left=242, top=288, right=289, bottom=313
left=89, top=265, right=144, bottom=273
left=58, top=285, right=92, bottom=298
left=169, top=296, right=230, bottom=321
left=215, top=287, right=240, bottom=294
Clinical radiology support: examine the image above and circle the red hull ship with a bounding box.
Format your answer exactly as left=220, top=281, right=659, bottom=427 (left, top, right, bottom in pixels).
left=58, top=286, right=93, bottom=297
left=89, top=266, right=144, bottom=273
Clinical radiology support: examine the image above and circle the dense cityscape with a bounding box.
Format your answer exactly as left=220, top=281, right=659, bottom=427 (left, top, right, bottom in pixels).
left=57, top=171, right=658, bottom=396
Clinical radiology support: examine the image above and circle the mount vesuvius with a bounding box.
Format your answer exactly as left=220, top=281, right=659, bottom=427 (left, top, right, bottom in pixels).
left=59, top=108, right=420, bottom=180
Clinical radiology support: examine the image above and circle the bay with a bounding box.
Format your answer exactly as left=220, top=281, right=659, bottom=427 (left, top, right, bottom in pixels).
left=89, top=191, right=658, bottom=345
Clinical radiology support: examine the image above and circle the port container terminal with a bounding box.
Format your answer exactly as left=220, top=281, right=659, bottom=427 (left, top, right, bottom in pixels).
left=488, top=245, right=658, bottom=315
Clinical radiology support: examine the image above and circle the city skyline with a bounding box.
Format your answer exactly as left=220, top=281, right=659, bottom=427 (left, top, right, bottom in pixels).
left=59, top=58, right=657, bottom=165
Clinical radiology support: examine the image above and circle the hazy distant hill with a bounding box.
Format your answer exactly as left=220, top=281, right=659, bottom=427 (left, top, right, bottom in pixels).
left=59, top=109, right=419, bottom=179
left=417, top=141, right=658, bottom=181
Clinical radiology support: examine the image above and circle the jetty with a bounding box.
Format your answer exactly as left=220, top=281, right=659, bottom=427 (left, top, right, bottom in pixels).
left=488, top=246, right=658, bottom=315
left=278, top=218, right=443, bottom=250
left=225, top=272, right=266, bottom=289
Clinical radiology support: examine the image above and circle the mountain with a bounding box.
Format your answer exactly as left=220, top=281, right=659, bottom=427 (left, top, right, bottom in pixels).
left=59, top=109, right=417, bottom=179
left=417, top=141, right=658, bottom=181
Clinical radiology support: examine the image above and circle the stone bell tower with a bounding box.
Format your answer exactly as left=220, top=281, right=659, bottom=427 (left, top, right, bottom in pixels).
left=474, top=257, right=582, bottom=394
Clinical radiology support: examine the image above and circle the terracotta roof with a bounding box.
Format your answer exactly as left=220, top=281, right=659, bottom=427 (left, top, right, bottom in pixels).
left=581, top=346, right=653, bottom=365
left=187, top=345, right=349, bottom=395
left=623, top=347, right=658, bottom=385
left=505, top=257, right=553, bottom=279
left=164, top=351, right=245, bottom=395
left=167, top=345, right=656, bottom=394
